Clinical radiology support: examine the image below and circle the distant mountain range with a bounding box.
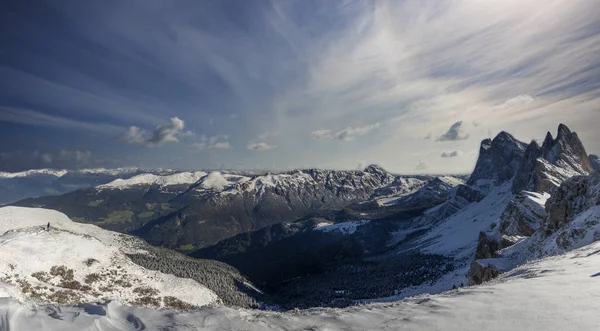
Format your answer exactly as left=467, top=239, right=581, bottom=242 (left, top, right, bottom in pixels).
left=7, top=124, right=600, bottom=310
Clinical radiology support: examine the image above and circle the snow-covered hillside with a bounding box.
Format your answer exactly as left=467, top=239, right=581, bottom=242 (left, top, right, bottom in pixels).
left=2, top=240, right=600, bottom=330
left=0, top=207, right=218, bottom=308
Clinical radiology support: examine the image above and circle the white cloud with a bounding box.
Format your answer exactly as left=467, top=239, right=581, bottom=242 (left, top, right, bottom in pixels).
left=310, top=123, right=381, bottom=142
left=310, top=129, right=333, bottom=140
left=210, top=141, right=231, bottom=149
left=436, top=121, right=470, bottom=142
left=493, top=95, right=535, bottom=112
left=119, top=117, right=192, bottom=147
left=247, top=142, right=277, bottom=151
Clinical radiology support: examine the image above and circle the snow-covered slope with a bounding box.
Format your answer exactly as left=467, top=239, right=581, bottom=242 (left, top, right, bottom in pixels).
left=0, top=207, right=218, bottom=308
left=2, top=240, right=600, bottom=330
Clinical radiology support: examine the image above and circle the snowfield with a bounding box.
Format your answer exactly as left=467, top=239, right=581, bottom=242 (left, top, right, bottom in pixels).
left=2, top=240, right=600, bottom=330
left=0, top=207, right=218, bottom=309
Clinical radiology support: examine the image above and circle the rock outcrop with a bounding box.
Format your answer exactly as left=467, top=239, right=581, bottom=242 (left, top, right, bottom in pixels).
left=499, top=192, right=548, bottom=236
left=469, top=232, right=501, bottom=285
left=545, top=170, right=600, bottom=231
left=468, top=132, right=527, bottom=187
left=590, top=155, right=600, bottom=171
left=513, top=124, right=593, bottom=193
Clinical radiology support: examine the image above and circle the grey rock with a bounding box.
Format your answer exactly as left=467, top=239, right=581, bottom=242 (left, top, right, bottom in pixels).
left=513, top=124, right=593, bottom=193
left=469, top=232, right=501, bottom=285
left=468, top=132, right=527, bottom=187
left=590, top=155, right=600, bottom=171
left=499, top=192, right=547, bottom=237
left=545, top=171, right=599, bottom=231
left=455, top=184, right=484, bottom=203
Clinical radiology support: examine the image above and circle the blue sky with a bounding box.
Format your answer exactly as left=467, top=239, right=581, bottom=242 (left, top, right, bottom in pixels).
left=1, top=0, right=599, bottom=173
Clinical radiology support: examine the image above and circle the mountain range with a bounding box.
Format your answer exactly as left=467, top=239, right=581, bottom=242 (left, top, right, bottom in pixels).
left=3, top=123, right=600, bottom=313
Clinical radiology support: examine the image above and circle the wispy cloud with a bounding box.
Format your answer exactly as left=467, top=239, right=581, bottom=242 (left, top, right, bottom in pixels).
left=0, top=107, right=122, bottom=134
left=310, top=123, right=381, bottom=142
left=211, top=141, right=231, bottom=149
left=493, top=95, right=535, bottom=112
left=192, top=134, right=231, bottom=151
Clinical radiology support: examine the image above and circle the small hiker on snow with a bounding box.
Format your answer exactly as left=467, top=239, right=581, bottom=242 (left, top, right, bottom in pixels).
left=47, top=222, right=50, bottom=231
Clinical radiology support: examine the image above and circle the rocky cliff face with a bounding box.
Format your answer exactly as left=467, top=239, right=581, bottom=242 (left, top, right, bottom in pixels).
left=513, top=124, right=593, bottom=193
left=499, top=191, right=549, bottom=237
left=590, top=155, right=600, bottom=171
left=467, top=132, right=528, bottom=188
left=545, top=171, right=600, bottom=231
left=469, top=124, right=595, bottom=285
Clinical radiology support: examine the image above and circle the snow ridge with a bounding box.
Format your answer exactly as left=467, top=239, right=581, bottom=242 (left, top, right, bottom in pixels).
left=98, top=171, right=207, bottom=189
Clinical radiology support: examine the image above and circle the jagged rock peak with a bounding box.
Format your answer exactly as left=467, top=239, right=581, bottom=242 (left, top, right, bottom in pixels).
left=541, top=123, right=593, bottom=173
left=513, top=124, right=593, bottom=193
left=492, top=131, right=520, bottom=145
left=556, top=123, right=572, bottom=140
left=467, top=132, right=527, bottom=187
left=363, top=164, right=388, bottom=174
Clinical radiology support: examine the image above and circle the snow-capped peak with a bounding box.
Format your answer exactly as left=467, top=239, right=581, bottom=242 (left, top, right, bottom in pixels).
left=0, top=169, right=69, bottom=178
left=98, top=171, right=207, bottom=189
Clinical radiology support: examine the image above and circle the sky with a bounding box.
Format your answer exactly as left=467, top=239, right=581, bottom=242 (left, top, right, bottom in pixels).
left=0, top=0, right=599, bottom=174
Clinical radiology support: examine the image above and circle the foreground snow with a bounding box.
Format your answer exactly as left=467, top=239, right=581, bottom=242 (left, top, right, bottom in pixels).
left=0, top=207, right=218, bottom=309
left=2, top=240, right=600, bottom=330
